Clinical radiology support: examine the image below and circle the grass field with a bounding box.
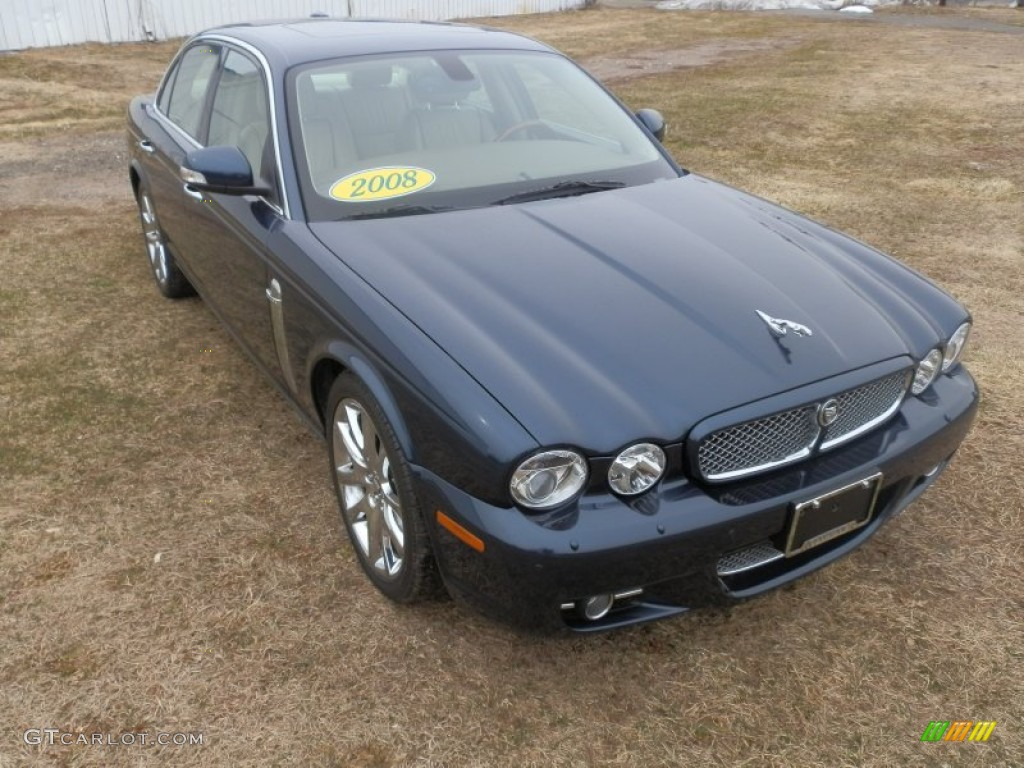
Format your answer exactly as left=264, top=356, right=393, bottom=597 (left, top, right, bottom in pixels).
left=1, top=6, right=1022, bottom=767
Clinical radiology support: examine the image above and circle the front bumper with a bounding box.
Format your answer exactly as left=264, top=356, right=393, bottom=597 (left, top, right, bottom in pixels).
left=413, top=368, right=978, bottom=632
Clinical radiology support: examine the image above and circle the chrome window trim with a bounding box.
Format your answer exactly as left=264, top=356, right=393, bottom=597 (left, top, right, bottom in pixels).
left=151, top=34, right=292, bottom=220
left=154, top=41, right=189, bottom=117
left=151, top=40, right=213, bottom=149
left=150, top=101, right=202, bottom=150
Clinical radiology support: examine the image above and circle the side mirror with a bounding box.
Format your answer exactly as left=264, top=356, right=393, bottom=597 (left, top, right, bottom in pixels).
left=180, top=146, right=269, bottom=196
left=635, top=109, right=666, bottom=143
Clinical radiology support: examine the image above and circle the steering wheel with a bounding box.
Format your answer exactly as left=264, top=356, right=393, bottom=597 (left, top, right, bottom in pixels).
left=495, top=119, right=550, bottom=142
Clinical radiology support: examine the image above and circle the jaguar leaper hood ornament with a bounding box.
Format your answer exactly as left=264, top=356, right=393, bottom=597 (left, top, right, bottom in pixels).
left=756, top=310, right=813, bottom=339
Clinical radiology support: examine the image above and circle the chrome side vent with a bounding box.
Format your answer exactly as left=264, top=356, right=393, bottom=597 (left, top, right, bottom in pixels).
left=267, top=278, right=297, bottom=394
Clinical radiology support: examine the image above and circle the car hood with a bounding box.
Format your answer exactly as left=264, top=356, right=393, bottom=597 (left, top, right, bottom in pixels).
left=310, top=175, right=947, bottom=452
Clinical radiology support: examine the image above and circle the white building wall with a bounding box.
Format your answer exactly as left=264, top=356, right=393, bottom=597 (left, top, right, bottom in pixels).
left=0, top=0, right=587, bottom=51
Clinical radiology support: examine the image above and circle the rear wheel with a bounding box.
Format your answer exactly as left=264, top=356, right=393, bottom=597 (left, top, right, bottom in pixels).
left=136, top=186, right=193, bottom=298
left=326, top=373, right=440, bottom=603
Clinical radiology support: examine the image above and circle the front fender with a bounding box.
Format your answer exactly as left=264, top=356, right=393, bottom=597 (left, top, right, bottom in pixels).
left=313, top=339, right=416, bottom=459
left=302, top=330, right=538, bottom=507
left=274, top=221, right=538, bottom=506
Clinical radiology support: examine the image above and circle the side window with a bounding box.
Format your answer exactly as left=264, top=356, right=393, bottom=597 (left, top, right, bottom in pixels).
left=208, top=50, right=273, bottom=187
left=156, top=66, right=176, bottom=114
left=165, top=44, right=220, bottom=140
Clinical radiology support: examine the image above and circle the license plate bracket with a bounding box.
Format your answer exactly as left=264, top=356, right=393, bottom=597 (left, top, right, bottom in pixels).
left=785, top=472, right=883, bottom=557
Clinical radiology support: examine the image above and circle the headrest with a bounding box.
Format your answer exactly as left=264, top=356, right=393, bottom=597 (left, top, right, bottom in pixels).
left=408, top=67, right=479, bottom=106
left=297, top=75, right=316, bottom=102
left=348, top=63, right=393, bottom=89
left=297, top=75, right=324, bottom=117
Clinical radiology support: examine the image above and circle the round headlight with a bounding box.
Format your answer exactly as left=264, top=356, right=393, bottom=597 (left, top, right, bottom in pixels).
left=942, top=322, right=971, bottom=372
left=510, top=450, right=588, bottom=510
left=912, top=348, right=943, bottom=395
left=608, top=443, right=666, bottom=496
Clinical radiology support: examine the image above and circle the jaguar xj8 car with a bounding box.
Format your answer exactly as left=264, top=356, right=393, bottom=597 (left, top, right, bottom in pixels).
left=127, top=18, right=978, bottom=631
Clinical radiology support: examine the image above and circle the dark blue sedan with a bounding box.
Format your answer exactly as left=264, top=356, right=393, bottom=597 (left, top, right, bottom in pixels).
left=127, top=18, right=978, bottom=631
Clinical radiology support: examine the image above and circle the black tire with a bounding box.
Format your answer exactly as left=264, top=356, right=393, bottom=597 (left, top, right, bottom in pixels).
left=326, top=373, right=440, bottom=603
left=135, top=185, right=194, bottom=299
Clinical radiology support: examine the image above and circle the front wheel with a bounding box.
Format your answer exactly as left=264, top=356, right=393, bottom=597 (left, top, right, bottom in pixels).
left=326, top=374, right=440, bottom=603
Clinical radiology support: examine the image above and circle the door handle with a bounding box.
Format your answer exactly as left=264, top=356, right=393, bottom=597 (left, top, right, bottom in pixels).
left=138, top=139, right=156, bottom=154
left=183, top=184, right=205, bottom=201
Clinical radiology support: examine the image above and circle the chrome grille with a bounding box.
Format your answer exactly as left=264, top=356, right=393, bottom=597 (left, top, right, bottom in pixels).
left=696, top=369, right=911, bottom=482
left=717, top=541, right=784, bottom=576
left=821, top=370, right=911, bottom=448
left=697, top=405, right=818, bottom=481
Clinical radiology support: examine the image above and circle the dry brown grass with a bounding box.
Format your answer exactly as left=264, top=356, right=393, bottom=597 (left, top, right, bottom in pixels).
left=1, top=8, right=1022, bottom=767
left=0, top=42, right=179, bottom=138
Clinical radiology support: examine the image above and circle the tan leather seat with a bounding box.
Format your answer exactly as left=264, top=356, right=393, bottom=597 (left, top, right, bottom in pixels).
left=296, top=76, right=358, bottom=191
left=398, top=68, right=494, bottom=152
left=336, top=63, right=411, bottom=159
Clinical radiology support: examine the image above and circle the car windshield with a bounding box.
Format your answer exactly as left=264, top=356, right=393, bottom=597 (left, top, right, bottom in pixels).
left=287, top=50, right=680, bottom=221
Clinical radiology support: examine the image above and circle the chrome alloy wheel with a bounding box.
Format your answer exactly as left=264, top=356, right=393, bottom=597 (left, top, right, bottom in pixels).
left=139, top=191, right=170, bottom=285
left=332, top=397, right=405, bottom=579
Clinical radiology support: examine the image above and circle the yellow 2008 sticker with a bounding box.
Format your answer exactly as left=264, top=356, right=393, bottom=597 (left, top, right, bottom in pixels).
left=329, top=166, right=436, bottom=202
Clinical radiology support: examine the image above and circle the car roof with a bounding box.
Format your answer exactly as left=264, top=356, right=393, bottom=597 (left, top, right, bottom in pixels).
left=198, top=18, right=554, bottom=68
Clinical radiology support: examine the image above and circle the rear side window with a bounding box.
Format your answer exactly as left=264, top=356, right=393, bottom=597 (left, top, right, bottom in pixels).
left=164, top=44, right=221, bottom=140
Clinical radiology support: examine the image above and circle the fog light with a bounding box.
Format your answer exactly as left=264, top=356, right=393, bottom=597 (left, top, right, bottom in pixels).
left=582, top=593, right=615, bottom=621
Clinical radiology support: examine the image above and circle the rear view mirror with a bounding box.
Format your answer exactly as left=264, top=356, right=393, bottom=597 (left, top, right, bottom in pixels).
left=635, top=109, right=666, bottom=143
left=180, top=146, right=269, bottom=196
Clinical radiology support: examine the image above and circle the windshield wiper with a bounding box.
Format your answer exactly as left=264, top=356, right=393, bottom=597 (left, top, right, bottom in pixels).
left=492, top=180, right=625, bottom=206
left=342, top=204, right=455, bottom=221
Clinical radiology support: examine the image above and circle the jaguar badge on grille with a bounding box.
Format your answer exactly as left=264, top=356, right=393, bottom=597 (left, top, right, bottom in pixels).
left=756, top=310, right=813, bottom=339
left=817, top=398, right=840, bottom=427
